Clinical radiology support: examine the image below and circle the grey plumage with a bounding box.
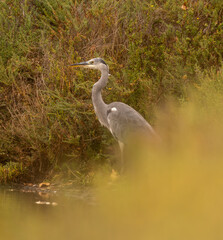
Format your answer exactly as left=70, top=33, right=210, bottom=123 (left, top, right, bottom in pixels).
left=71, top=57, right=156, bottom=170
left=107, top=102, right=156, bottom=142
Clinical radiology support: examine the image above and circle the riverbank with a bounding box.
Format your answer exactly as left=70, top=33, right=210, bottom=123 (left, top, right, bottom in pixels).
left=1, top=0, right=223, bottom=183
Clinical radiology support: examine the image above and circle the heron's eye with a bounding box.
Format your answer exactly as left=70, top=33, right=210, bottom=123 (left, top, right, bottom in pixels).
left=89, top=60, right=94, bottom=65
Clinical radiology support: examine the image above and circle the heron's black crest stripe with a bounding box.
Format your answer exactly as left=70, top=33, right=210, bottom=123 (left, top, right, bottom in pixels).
left=100, top=59, right=107, bottom=66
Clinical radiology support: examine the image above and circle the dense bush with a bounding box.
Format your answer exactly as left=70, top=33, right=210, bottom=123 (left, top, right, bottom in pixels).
left=0, top=0, right=222, bottom=183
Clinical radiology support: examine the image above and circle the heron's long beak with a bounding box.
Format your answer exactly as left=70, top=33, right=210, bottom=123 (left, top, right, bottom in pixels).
left=69, top=62, right=89, bottom=67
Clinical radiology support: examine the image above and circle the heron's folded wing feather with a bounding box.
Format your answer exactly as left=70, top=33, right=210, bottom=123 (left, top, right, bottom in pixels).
left=107, top=102, right=154, bottom=142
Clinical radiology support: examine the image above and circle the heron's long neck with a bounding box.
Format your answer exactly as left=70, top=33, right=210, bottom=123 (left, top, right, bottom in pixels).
left=92, top=69, right=109, bottom=128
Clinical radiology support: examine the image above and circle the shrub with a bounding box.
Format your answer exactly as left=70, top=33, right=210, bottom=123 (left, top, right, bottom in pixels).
left=0, top=0, right=222, bottom=183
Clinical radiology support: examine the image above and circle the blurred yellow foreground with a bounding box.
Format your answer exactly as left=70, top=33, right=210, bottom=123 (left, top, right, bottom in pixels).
left=1, top=68, right=223, bottom=240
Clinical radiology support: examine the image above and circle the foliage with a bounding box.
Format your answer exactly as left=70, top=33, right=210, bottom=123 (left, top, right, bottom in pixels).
left=0, top=0, right=223, bottom=183
left=0, top=162, right=24, bottom=182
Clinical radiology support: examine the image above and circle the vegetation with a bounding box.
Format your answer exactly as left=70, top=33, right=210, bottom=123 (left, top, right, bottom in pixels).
left=0, top=0, right=223, bottom=183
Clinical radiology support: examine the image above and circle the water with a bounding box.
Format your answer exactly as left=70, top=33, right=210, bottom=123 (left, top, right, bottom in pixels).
left=0, top=184, right=95, bottom=209
left=0, top=185, right=98, bottom=240
left=1, top=162, right=223, bottom=240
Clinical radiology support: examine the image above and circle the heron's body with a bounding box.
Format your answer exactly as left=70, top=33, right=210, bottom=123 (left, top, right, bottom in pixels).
left=107, top=101, right=155, bottom=142
left=90, top=65, right=155, bottom=143
left=71, top=58, right=157, bottom=171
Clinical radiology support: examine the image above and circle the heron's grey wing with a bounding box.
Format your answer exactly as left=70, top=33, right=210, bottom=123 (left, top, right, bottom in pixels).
left=107, top=102, right=155, bottom=142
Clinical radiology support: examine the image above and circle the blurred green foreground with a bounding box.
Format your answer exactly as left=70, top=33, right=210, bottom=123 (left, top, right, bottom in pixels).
left=1, top=68, right=223, bottom=240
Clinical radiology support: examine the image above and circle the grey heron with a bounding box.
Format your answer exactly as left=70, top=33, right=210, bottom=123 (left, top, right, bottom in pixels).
left=71, top=58, right=157, bottom=171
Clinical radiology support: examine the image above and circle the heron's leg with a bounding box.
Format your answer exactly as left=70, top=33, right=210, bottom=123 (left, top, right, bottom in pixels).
left=118, top=141, right=124, bottom=173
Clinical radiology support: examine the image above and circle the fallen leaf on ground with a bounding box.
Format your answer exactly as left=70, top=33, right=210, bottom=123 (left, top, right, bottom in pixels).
left=39, top=182, right=51, bottom=188
left=181, top=4, right=188, bottom=10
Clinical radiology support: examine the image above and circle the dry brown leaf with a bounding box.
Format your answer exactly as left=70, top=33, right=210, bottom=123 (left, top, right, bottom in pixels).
left=39, top=182, right=51, bottom=188
left=35, top=201, right=51, bottom=205
left=181, top=4, right=188, bottom=10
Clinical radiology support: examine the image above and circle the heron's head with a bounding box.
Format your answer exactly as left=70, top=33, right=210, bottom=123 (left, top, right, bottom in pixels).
left=70, top=58, right=109, bottom=72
